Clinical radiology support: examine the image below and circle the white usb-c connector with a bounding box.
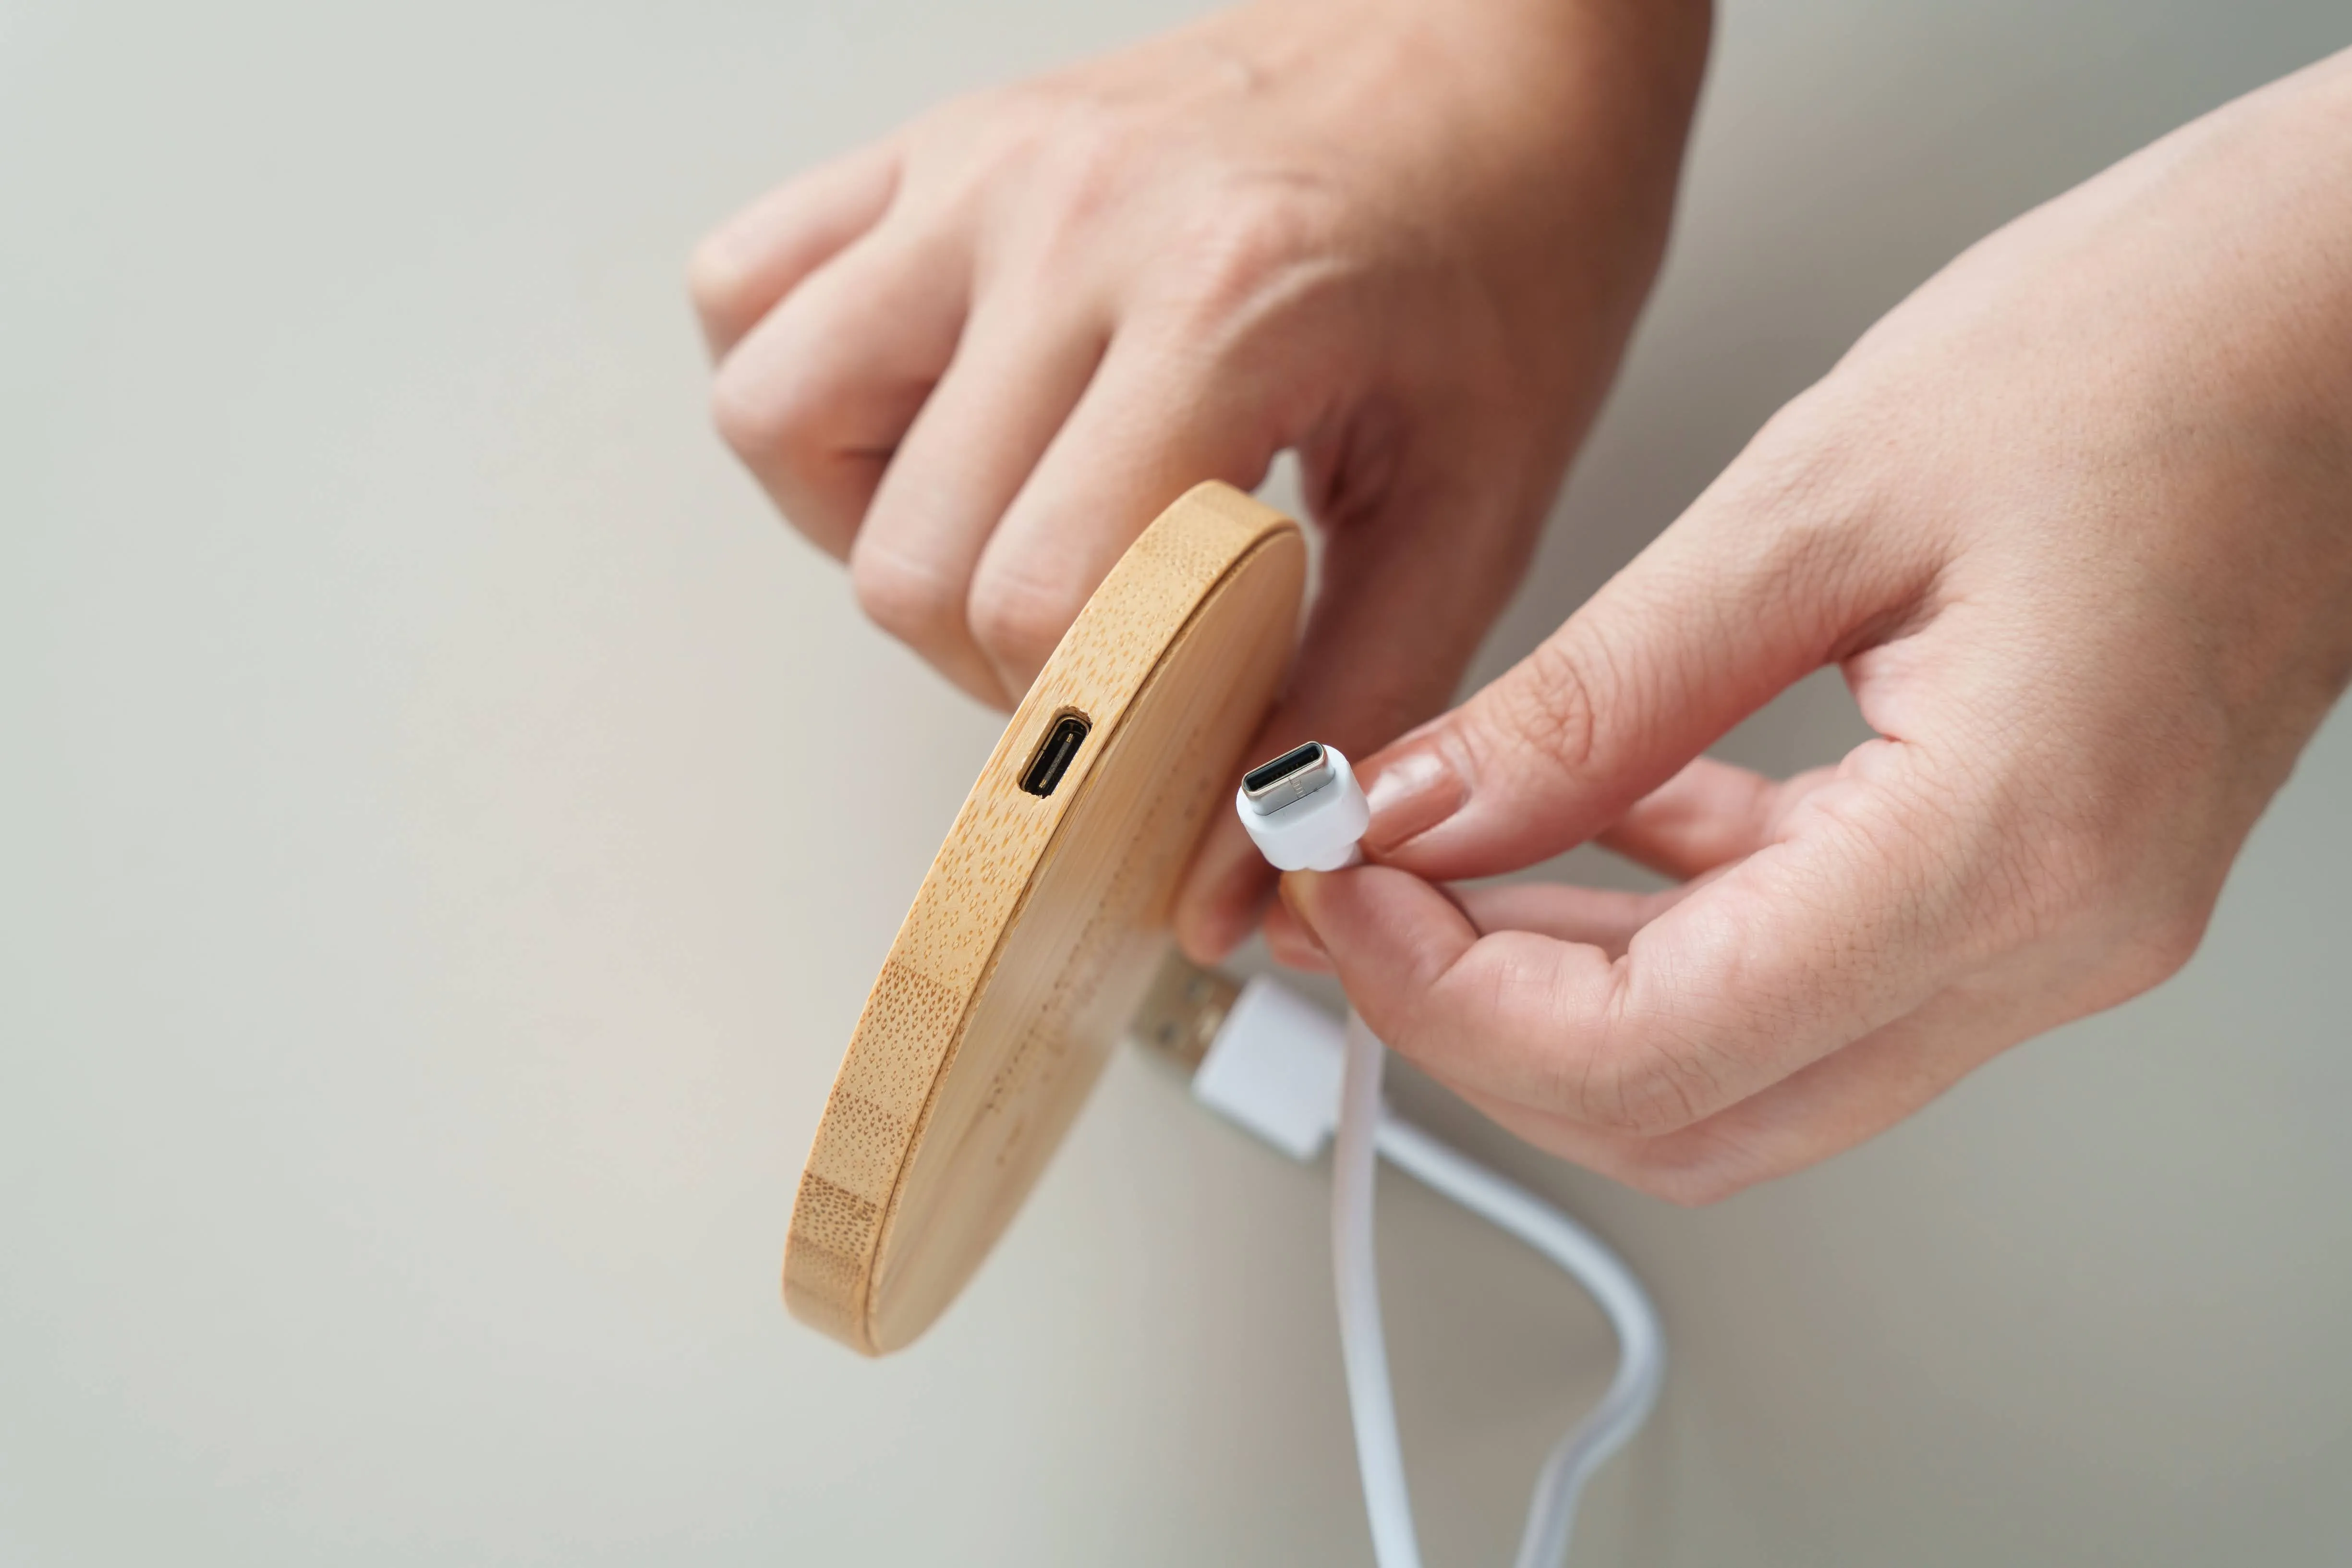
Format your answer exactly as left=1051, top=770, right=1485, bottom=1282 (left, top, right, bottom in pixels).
left=1234, top=741, right=1371, bottom=872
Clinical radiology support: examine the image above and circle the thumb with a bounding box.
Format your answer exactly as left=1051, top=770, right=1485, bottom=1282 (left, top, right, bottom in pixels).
left=1358, top=453, right=1936, bottom=881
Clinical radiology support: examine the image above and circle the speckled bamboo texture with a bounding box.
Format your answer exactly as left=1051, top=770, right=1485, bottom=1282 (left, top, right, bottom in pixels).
left=784, top=482, right=1305, bottom=1353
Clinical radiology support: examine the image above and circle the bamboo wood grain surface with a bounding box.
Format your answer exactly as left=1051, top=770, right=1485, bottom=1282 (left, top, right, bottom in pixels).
left=784, top=482, right=1307, bottom=1354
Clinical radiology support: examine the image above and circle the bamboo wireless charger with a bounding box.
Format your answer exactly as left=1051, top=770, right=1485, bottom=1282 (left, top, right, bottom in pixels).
left=785, top=481, right=1306, bottom=1353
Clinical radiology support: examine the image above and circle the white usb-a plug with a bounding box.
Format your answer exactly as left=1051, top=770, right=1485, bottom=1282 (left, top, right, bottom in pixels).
left=1191, top=976, right=1346, bottom=1161
left=1128, top=951, right=1343, bottom=1162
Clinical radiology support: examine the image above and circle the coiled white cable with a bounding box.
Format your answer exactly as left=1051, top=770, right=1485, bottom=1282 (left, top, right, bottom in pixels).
left=1338, top=1015, right=1666, bottom=1568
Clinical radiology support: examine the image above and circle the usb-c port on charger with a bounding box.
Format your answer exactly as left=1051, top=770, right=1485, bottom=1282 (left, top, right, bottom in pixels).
left=1020, top=712, right=1091, bottom=797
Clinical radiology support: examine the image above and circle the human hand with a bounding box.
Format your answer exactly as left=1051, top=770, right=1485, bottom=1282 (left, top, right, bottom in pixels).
left=1274, top=51, right=2352, bottom=1202
left=689, top=0, right=1710, bottom=954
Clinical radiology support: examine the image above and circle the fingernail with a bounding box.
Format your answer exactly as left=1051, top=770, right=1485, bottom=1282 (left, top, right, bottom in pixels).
left=1360, top=744, right=1465, bottom=855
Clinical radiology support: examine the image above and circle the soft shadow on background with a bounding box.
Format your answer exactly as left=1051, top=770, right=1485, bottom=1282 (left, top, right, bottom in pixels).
left=4, top=2, right=2348, bottom=1564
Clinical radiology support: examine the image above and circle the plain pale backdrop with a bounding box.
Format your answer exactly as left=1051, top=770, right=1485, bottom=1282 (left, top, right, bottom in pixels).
left=4, top=1, right=2350, bottom=1563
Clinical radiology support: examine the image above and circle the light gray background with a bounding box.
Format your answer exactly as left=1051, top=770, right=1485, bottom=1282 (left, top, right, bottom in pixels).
left=5, top=2, right=2348, bottom=1563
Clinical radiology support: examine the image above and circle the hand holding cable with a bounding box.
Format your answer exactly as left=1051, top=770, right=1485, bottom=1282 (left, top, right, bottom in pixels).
left=1269, top=52, right=2352, bottom=1207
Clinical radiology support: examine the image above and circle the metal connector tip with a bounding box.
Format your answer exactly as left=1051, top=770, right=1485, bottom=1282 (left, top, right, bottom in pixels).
left=1128, top=947, right=1241, bottom=1072
left=1240, top=741, right=1334, bottom=815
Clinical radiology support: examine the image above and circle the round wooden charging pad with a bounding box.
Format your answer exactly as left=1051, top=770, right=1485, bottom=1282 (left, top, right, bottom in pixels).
left=785, top=481, right=1307, bottom=1354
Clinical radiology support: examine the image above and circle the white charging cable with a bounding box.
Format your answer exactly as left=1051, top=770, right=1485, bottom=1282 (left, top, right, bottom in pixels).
left=1208, top=742, right=1665, bottom=1568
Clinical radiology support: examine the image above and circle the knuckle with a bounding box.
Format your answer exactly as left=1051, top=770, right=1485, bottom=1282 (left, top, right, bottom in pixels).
left=1159, top=177, right=1345, bottom=326
left=1737, top=378, right=1907, bottom=529
left=1490, top=635, right=1604, bottom=782
left=915, top=84, right=1009, bottom=150
left=1567, top=1030, right=1716, bottom=1139
left=958, top=88, right=1143, bottom=253
left=709, top=358, right=821, bottom=467
left=1703, top=392, right=1905, bottom=616
left=905, top=85, right=1030, bottom=188
left=1599, top=1112, right=1778, bottom=1208
left=968, top=570, right=1081, bottom=677
left=1737, top=392, right=1874, bottom=514
left=1031, top=115, right=1138, bottom=226
left=850, top=544, right=961, bottom=644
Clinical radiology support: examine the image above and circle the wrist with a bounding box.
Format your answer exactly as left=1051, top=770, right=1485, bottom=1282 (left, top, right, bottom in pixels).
left=1398, top=0, right=1711, bottom=131
left=1237, top=0, right=1709, bottom=120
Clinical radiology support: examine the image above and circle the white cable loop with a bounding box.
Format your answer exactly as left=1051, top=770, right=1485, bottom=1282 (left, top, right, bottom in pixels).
left=1335, top=1014, right=1666, bottom=1568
